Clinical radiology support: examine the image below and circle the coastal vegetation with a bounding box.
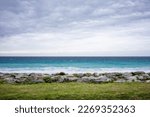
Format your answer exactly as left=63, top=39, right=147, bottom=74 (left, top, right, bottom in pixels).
left=0, top=82, right=150, bottom=100
left=0, top=72, right=150, bottom=99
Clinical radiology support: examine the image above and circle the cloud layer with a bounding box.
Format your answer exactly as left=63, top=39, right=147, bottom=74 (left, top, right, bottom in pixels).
left=0, top=0, right=150, bottom=56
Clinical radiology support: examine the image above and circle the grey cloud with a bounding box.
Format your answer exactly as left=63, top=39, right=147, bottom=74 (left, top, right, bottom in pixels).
left=1, top=0, right=150, bottom=37
left=0, top=0, right=150, bottom=56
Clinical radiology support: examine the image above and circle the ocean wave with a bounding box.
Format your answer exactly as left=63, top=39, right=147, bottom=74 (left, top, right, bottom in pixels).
left=0, top=67, right=150, bottom=73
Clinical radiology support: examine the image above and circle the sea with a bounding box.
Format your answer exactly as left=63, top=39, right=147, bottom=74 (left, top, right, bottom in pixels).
left=0, top=57, right=150, bottom=73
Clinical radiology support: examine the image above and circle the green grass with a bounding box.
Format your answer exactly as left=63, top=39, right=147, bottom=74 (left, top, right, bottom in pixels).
left=0, top=82, right=150, bottom=100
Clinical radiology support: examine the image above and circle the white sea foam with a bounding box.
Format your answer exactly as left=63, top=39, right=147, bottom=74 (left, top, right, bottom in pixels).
left=0, top=67, right=150, bottom=73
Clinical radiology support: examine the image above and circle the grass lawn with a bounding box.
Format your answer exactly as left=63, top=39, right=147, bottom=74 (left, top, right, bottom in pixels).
left=0, top=82, right=150, bottom=100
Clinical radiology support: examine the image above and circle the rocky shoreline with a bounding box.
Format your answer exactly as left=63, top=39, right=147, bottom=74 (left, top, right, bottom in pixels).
left=0, top=71, right=150, bottom=84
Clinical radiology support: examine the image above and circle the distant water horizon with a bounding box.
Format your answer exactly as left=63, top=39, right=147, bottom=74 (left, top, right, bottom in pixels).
left=0, top=56, right=150, bottom=73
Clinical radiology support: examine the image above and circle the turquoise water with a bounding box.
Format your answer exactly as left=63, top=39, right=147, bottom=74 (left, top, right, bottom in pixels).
left=0, top=57, right=150, bottom=73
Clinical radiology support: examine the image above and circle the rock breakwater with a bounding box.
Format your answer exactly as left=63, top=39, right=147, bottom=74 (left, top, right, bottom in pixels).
left=0, top=72, right=150, bottom=84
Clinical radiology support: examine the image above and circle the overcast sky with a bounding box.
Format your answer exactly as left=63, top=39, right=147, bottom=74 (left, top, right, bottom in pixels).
left=0, top=0, right=150, bottom=56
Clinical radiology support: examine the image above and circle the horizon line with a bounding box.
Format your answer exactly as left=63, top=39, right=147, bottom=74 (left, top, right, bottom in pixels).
left=0, top=55, right=150, bottom=57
